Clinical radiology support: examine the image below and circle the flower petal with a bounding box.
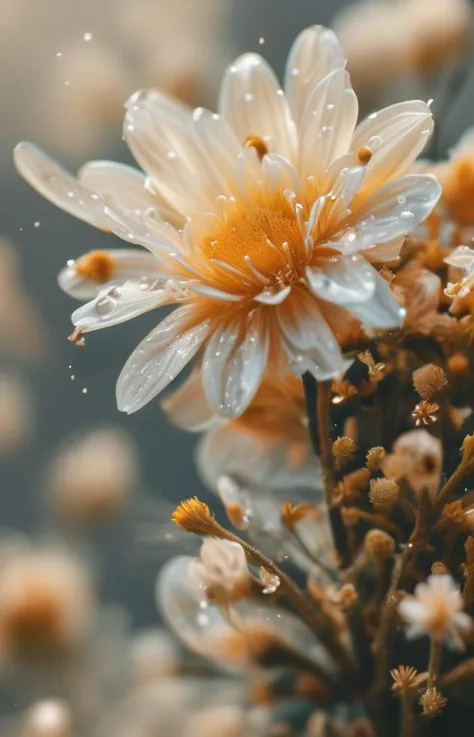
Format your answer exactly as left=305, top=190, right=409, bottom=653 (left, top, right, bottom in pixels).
left=299, top=69, right=358, bottom=182
left=192, top=107, right=242, bottom=191
left=58, top=249, right=162, bottom=300
left=123, top=90, right=221, bottom=216
left=351, top=101, right=433, bottom=196
left=161, top=370, right=217, bottom=432
left=255, top=286, right=292, bottom=305
left=202, top=310, right=269, bottom=419
left=284, top=25, right=346, bottom=126
left=343, top=269, right=405, bottom=328
left=342, top=174, right=441, bottom=251
left=219, top=53, right=297, bottom=164
left=306, top=255, right=377, bottom=304
left=14, top=143, right=109, bottom=229
left=116, top=305, right=210, bottom=414
left=363, top=236, right=405, bottom=264
left=444, top=245, right=474, bottom=270
left=72, top=278, right=175, bottom=332
left=277, top=287, right=347, bottom=379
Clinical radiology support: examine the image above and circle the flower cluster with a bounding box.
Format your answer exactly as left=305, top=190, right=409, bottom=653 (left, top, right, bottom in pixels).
left=13, top=14, right=474, bottom=737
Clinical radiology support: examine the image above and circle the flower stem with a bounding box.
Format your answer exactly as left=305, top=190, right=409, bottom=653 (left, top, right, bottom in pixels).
left=302, top=374, right=348, bottom=565
left=371, top=488, right=431, bottom=693
left=400, top=692, right=415, bottom=737
left=436, top=459, right=474, bottom=508
left=427, top=638, right=443, bottom=688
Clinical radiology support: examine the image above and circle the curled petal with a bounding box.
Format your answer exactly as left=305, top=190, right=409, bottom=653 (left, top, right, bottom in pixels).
left=116, top=306, right=210, bottom=414
left=202, top=310, right=269, bottom=419
left=219, top=53, right=297, bottom=164
left=306, top=255, right=377, bottom=304
left=255, top=286, right=292, bottom=305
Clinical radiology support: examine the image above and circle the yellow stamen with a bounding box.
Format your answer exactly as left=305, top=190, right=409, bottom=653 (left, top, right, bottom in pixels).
left=244, top=135, right=269, bottom=160
left=75, top=250, right=116, bottom=283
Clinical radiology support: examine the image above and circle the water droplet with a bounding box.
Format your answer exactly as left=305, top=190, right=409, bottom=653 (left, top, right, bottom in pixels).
left=83, top=32, right=93, bottom=41
left=82, top=388, right=88, bottom=394
left=258, top=37, right=265, bottom=45
left=397, top=195, right=406, bottom=205
left=33, top=221, right=40, bottom=228
left=56, top=52, right=63, bottom=58
left=64, top=80, right=71, bottom=87
left=291, top=67, right=300, bottom=76
left=367, top=135, right=382, bottom=150
left=400, top=210, right=414, bottom=221
left=95, top=295, right=116, bottom=315
left=70, top=375, right=75, bottom=381
left=244, top=92, right=253, bottom=102
left=326, top=103, right=334, bottom=110
left=167, top=151, right=177, bottom=160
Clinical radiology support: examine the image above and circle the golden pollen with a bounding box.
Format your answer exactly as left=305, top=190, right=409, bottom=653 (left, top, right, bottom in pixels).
left=244, top=135, right=269, bottom=161
left=357, top=146, right=373, bottom=165
left=75, top=250, right=116, bottom=283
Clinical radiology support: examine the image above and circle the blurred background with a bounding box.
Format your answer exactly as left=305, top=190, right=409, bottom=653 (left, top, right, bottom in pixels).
left=0, top=0, right=474, bottom=731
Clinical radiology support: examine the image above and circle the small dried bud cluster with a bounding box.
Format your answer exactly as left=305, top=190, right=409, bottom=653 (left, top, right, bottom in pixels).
left=364, top=529, right=396, bottom=559
left=447, top=352, right=469, bottom=375
left=412, top=364, right=447, bottom=399
left=280, top=501, right=314, bottom=529
left=366, top=446, right=386, bottom=471
left=332, top=436, right=357, bottom=468
left=441, top=499, right=465, bottom=527
left=369, top=478, right=399, bottom=509
left=331, top=380, right=358, bottom=405
left=412, top=400, right=440, bottom=426
left=358, top=350, right=387, bottom=383
left=420, top=687, right=447, bottom=717
left=337, top=468, right=371, bottom=503
left=390, top=665, right=426, bottom=693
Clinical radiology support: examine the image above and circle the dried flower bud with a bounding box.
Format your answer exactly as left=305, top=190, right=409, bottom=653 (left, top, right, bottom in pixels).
left=369, top=478, right=399, bottom=509
left=366, top=446, right=386, bottom=471
left=172, top=497, right=224, bottom=537
left=447, top=352, right=470, bottom=375
left=364, top=529, right=396, bottom=559
left=341, top=507, right=359, bottom=526
left=281, top=501, right=314, bottom=529
left=412, top=400, right=439, bottom=426
left=358, top=350, right=387, bottom=383
left=338, top=467, right=371, bottom=503
left=420, top=687, right=447, bottom=717
left=391, top=665, right=427, bottom=693
left=332, top=583, right=358, bottom=611
left=412, top=364, right=447, bottom=400
left=332, top=436, right=357, bottom=468
left=462, top=434, right=474, bottom=463
left=465, top=536, right=474, bottom=554
left=259, top=568, right=280, bottom=595
left=431, top=561, right=449, bottom=575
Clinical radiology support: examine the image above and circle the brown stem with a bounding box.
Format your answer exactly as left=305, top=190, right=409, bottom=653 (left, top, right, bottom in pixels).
left=401, top=691, right=415, bottom=737
left=440, top=658, right=474, bottom=688
left=221, top=527, right=358, bottom=681
left=317, top=380, right=337, bottom=496
left=371, top=488, right=431, bottom=693
left=463, top=540, right=474, bottom=612
left=427, top=638, right=443, bottom=688
left=437, top=460, right=474, bottom=508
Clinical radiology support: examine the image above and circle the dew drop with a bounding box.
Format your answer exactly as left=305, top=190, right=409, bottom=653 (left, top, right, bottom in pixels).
left=95, top=295, right=116, bottom=316
left=367, top=135, right=382, bottom=150
left=244, top=92, right=254, bottom=103
left=82, top=388, right=88, bottom=394
left=70, top=375, right=75, bottom=381
left=400, top=210, right=414, bottom=221
left=83, top=32, right=93, bottom=41
left=258, top=37, right=265, bottom=45
left=397, top=195, right=406, bottom=205
left=33, top=221, right=40, bottom=228
left=56, top=52, right=63, bottom=58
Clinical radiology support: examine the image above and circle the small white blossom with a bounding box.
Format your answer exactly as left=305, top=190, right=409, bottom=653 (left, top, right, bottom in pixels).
left=399, top=574, right=471, bottom=648
left=188, top=538, right=251, bottom=604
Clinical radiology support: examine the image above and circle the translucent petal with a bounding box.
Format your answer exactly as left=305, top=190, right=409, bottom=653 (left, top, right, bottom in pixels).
left=284, top=25, right=346, bottom=126
left=444, top=245, right=474, bottom=270
left=219, top=53, right=297, bottom=164
left=14, top=142, right=109, bottom=228
left=202, top=310, right=269, bottom=418
left=72, top=278, right=174, bottom=332
left=277, top=287, right=346, bottom=379
left=351, top=101, right=433, bottom=196
left=342, top=267, right=405, bottom=328
left=299, top=69, right=358, bottom=182
left=124, top=90, right=222, bottom=216
left=346, top=174, right=441, bottom=250
left=116, top=306, right=210, bottom=414
left=161, top=370, right=217, bottom=432
left=58, top=249, right=161, bottom=300
left=191, top=107, right=241, bottom=191
left=306, top=255, right=377, bottom=305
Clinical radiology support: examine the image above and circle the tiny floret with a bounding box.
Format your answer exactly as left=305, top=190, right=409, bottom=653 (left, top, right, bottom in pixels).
left=188, top=538, right=251, bottom=603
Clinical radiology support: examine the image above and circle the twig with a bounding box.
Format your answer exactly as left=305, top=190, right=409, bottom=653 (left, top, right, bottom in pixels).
left=427, top=638, right=443, bottom=689
left=436, top=459, right=474, bottom=507
left=401, top=691, right=415, bottom=737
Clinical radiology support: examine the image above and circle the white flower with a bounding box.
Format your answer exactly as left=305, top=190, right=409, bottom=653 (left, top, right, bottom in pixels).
left=444, top=245, right=474, bottom=300
left=15, top=25, right=440, bottom=419
left=399, top=574, right=471, bottom=647
left=188, top=538, right=251, bottom=604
